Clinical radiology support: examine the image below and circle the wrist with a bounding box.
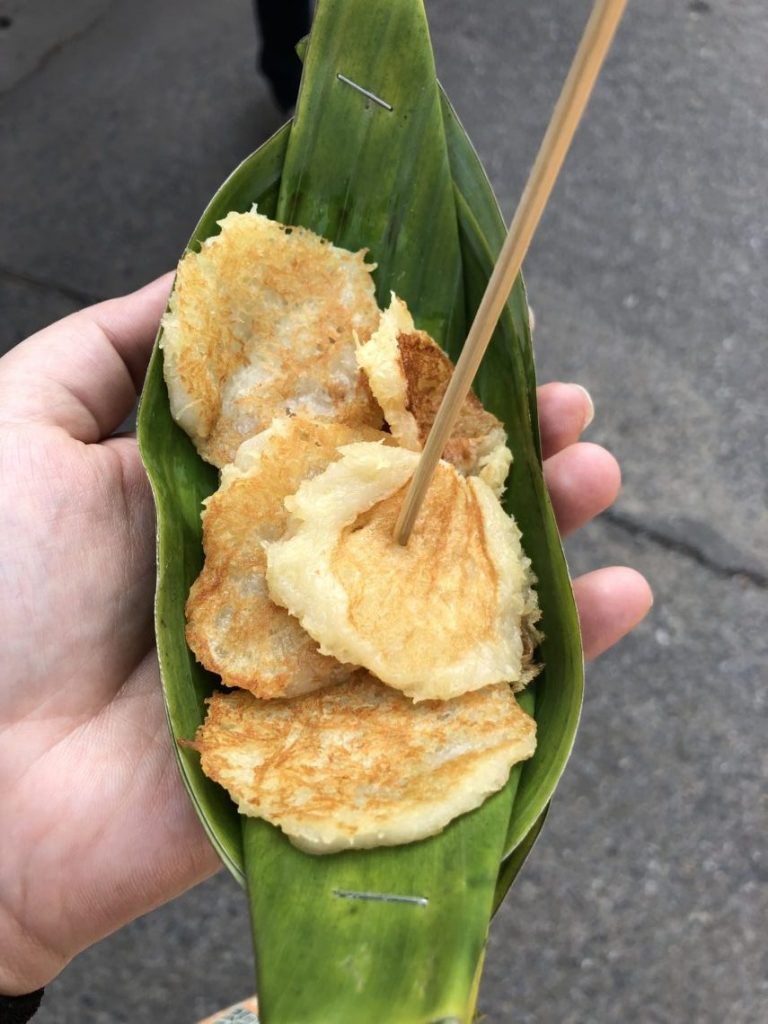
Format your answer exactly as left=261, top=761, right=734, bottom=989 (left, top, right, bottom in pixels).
left=0, top=918, right=65, bottom=998
left=0, top=961, right=54, bottom=1001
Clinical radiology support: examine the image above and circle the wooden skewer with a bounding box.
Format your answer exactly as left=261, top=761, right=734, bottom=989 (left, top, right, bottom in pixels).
left=394, top=0, right=628, bottom=545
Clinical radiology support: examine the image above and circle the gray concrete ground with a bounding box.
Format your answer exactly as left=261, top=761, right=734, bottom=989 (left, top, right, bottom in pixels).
left=1, top=0, right=766, bottom=1021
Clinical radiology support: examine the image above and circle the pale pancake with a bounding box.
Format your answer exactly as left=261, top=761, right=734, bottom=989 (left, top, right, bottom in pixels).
left=266, top=443, right=539, bottom=700
left=192, top=676, right=536, bottom=853
left=186, top=417, right=386, bottom=699
left=161, top=210, right=383, bottom=467
left=356, top=295, right=512, bottom=495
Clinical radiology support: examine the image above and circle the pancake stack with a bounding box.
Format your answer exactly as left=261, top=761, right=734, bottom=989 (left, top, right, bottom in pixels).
left=162, top=209, right=541, bottom=854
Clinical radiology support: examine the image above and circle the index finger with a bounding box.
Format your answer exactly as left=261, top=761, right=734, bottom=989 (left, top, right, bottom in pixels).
left=537, top=382, right=595, bottom=459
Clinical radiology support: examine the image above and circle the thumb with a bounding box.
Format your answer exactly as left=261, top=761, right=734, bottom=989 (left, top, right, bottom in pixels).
left=0, top=274, right=173, bottom=442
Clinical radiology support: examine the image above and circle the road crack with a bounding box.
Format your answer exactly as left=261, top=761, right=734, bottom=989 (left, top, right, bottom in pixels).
left=603, top=509, right=767, bottom=589
left=0, top=1, right=118, bottom=98
left=0, top=264, right=102, bottom=307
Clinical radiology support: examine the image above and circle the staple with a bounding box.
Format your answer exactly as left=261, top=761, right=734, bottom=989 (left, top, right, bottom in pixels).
left=336, top=72, right=394, bottom=111
left=333, top=888, right=428, bottom=907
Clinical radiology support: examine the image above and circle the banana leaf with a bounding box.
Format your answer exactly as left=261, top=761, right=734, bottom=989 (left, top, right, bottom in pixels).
left=137, top=0, right=583, bottom=1019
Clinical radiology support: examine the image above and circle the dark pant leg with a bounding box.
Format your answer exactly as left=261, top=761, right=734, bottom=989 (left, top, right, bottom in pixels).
left=254, top=0, right=312, bottom=111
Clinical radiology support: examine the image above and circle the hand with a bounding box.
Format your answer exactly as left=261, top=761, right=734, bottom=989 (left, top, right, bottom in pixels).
left=535, top=382, right=652, bottom=659
left=0, top=276, right=219, bottom=996
left=0, top=279, right=651, bottom=995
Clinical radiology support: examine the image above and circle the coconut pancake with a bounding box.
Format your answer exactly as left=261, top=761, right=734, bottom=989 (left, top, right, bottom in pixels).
left=356, top=295, right=512, bottom=495
left=266, top=443, right=540, bottom=700
left=161, top=210, right=383, bottom=467
left=186, top=417, right=387, bottom=699
left=192, top=675, right=536, bottom=853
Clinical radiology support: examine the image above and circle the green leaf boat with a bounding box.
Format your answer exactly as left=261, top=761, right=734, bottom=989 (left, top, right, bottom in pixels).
left=138, top=1, right=584, bottom=1020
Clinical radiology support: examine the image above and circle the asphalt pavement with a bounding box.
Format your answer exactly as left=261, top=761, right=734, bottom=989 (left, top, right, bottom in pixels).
left=1, top=1, right=765, bottom=1021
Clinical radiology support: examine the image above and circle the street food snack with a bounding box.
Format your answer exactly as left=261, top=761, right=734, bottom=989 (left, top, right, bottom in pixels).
left=191, top=675, right=537, bottom=853
left=167, top=211, right=543, bottom=850
left=186, top=416, right=386, bottom=699
left=266, top=443, right=539, bottom=700
left=356, top=295, right=512, bottom=495
left=161, top=209, right=382, bottom=467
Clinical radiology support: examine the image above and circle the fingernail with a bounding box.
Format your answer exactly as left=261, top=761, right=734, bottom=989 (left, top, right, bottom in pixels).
left=574, top=384, right=595, bottom=428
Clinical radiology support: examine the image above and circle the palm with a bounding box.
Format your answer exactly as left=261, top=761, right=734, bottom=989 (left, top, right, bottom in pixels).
left=0, top=279, right=218, bottom=994
left=0, top=277, right=651, bottom=995
left=0, top=429, right=218, bottom=986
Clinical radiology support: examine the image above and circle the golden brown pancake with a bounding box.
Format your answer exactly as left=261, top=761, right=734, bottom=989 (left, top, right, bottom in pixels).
left=356, top=295, right=512, bottom=495
left=161, top=210, right=383, bottom=467
left=192, top=675, right=536, bottom=853
left=186, top=417, right=387, bottom=699
left=266, top=443, right=539, bottom=700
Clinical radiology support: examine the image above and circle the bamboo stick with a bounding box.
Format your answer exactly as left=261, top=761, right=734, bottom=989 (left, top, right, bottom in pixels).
left=394, top=0, right=627, bottom=545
